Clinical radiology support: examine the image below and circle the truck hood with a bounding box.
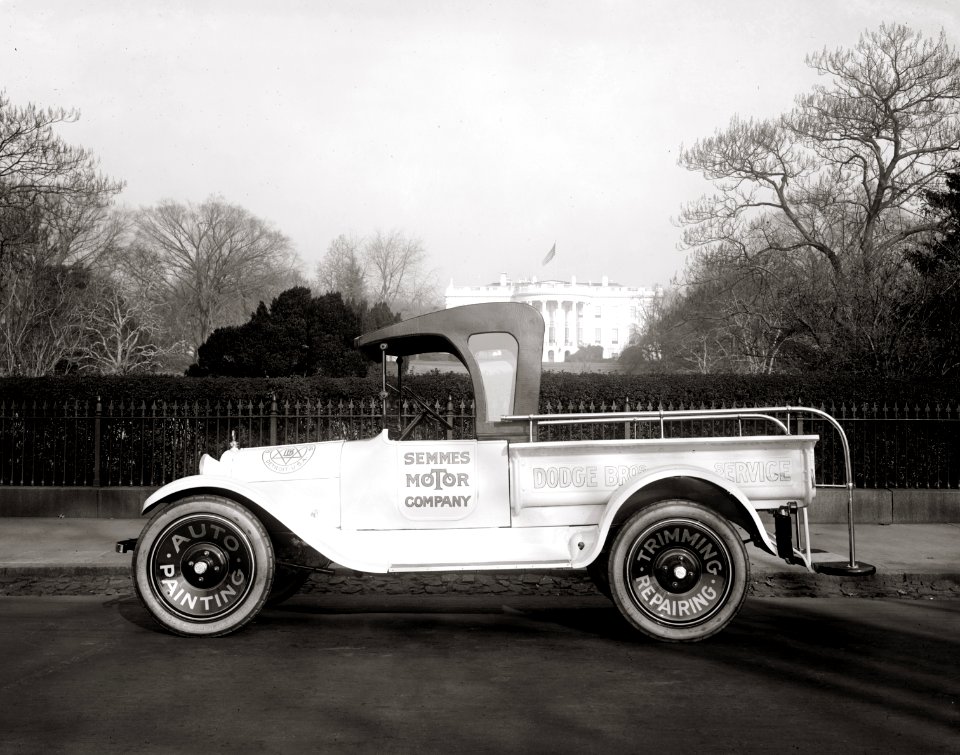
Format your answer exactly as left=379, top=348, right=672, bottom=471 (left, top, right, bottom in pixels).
left=198, top=439, right=344, bottom=482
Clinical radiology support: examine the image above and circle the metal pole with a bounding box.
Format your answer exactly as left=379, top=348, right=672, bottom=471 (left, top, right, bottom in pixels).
left=269, top=394, right=278, bottom=446
left=93, top=397, right=102, bottom=487
left=380, top=344, right=389, bottom=430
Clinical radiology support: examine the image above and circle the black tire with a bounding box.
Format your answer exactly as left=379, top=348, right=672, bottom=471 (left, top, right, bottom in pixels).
left=133, top=496, right=275, bottom=637
left=608, top=500, right=748, bottom=642
left=266, top=565, right=311, bottom=606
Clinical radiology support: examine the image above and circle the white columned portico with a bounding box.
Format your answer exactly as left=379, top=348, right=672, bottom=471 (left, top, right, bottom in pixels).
left=444, top=273, right=658, bottom=363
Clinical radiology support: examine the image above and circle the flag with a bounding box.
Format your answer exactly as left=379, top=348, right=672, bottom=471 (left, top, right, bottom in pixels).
left=541, top=243, right=556, bottom=266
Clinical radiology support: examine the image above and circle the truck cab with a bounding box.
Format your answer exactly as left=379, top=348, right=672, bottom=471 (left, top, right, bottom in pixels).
left=341, top=302, right=541, bottom=533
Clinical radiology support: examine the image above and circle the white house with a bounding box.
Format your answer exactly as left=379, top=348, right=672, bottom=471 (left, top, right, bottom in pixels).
left=445, top=274, right=658, bottom=362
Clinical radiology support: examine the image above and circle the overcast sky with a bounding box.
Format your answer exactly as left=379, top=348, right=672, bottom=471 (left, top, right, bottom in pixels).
left=2, top=0, right=958, bottom=293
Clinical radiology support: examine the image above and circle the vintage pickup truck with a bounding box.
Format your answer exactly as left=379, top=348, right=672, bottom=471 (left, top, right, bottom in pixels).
left=121, top=302, right=874, bottom=642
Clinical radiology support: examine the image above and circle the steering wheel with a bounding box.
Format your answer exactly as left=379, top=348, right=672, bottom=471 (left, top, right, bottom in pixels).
left=388, top=383, right=454, bottom=439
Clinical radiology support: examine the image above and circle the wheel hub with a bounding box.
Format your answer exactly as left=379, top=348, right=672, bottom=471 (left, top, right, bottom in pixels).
left=179, top=542, right=228, bottom=589
left=654, top=548, right=701, bottom=593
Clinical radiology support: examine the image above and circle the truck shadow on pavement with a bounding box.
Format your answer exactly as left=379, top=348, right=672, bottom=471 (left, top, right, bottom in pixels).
left=109, top=593, right=958, bottom=748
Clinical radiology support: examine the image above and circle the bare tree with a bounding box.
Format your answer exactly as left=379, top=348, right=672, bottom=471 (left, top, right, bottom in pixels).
left=134, top=197, right=302, bottom=354
left=0, top=93, right=124, bottom=374
left=362, top=229, right=438, bottom=315
left=74, top=242, right=186, bottom=374
left=314, top=229, right=440, bottom=317
left=315, top=234, right=366, bottom=304
left=0, top=94, right=119, bottom=214
left=78, top=282, right=163, bottom=374
left=677, top=24, right=960, bottom=373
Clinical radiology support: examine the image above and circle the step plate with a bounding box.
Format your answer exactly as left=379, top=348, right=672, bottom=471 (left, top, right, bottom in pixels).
left=813, top=560, right=877, bottom=577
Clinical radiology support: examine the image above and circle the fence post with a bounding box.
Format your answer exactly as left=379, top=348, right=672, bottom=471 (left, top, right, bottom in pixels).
left=93, top=396, right=102, bottom=487
left=269, top=393, right=278, bottom=446
left=446, top=397, right=454, bottom=440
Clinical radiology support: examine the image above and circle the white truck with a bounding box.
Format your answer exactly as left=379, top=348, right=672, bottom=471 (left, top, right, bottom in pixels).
left=120, top=302, right=874, bottom=642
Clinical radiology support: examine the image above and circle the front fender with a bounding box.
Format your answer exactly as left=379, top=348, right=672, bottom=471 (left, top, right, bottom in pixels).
left=573, top=464, right=777, bottom=567
left=142, top=475, right=275, bottom=515
left=139, top=474, right=370, bottom=571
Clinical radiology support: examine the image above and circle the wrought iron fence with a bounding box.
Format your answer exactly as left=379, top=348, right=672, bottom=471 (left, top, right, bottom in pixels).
left=0, top=396, right=957, bottom=489
left=0, top=396, right=476, bottom=488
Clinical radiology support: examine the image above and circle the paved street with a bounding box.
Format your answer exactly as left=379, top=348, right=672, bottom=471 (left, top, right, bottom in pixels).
left=0, top=594, right=956, bottom=753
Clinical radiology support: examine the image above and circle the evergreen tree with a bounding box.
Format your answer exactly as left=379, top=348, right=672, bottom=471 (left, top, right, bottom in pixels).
left=904, top=172, right=960, bottom=376
left=188, top=287, right=387, bottom=377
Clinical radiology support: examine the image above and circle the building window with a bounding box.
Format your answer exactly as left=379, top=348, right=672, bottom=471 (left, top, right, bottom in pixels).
left=612, top=328, right=619, bottom=344
left=548, top=325, right=555, bottom=343
left=594, top=328, right=601, bottom=344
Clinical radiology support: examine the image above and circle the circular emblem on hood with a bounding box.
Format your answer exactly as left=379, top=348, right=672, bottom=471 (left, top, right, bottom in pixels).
left=262, top=444, right=316, bottom=474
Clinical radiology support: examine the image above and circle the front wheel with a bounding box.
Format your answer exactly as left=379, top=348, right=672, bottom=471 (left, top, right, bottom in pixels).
left=133, top=497, right=275, bottom=637
left=608, top=500, right=748, bottom=642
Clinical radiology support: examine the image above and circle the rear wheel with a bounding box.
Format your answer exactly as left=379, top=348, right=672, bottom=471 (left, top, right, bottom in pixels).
left=133, top=497, right=275, bottom=637
left=608, top=500, right=748, bottom=642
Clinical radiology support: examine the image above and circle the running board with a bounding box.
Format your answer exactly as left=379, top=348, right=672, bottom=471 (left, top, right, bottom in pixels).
left=389, top=560, right=571, bottom=572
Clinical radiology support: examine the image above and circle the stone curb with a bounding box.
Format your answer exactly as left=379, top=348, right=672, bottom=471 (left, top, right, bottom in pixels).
left=1, top=565, right=957, bottom=600
left=746, top=571, right=960, bottom=598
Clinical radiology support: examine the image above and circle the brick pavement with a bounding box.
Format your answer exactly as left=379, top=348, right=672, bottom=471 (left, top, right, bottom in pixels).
left=1, top=564, right=957, bottom=600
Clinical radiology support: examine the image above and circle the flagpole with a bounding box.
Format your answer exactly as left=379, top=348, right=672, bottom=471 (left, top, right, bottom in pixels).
left=541, top=242, right=556, bottom=266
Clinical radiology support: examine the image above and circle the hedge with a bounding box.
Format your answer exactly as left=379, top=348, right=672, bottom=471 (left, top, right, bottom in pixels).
left=1, top=371, right=957, bottom=410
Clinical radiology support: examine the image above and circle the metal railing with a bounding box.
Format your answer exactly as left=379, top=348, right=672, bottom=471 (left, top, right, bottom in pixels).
left=1, top=396, right=958, bottom=491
